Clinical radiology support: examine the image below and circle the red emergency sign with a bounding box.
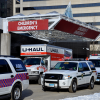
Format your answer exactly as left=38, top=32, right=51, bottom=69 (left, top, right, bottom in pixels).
left=8, top=19, right=48, bottom=31
left=54, top=19, right=100, bottom=39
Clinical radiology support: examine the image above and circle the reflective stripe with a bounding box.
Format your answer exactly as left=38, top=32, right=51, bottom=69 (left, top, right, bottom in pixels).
left=0, top=73, right=27, bottom=88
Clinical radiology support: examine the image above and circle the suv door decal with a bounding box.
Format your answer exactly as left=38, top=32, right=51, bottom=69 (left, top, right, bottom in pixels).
left=77, top=73, right=92, bottom=78
left=0, top=73, right=27, bottom=88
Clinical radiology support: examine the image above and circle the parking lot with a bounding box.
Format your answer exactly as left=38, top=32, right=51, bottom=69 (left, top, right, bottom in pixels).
left=19, top=82, right=100, bottom=100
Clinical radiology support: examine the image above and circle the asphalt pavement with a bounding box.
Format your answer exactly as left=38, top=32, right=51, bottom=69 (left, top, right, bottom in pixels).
left=21, top=81, right=100, bottom=100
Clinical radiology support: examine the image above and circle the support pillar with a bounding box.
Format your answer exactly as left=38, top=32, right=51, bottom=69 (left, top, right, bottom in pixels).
left=0, top=33, right=11, bottom=55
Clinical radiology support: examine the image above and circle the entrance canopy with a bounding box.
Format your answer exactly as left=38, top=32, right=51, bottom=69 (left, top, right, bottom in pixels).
left=2, top=12, right=100, bottom=42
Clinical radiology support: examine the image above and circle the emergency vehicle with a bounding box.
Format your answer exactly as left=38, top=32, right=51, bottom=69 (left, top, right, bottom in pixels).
left=0, top=56, right=29, bottom=100
left=41, top=60, right=97, bottom=93
left=20, top=44, right=72, bottom=84
left=88, top=54, right=100, bottom=82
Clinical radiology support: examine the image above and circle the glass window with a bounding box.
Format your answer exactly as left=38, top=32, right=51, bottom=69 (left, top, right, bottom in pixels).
left=0, top=59, right=12, bottom=74
left=78, top=63, right=84, bottom=72
left=1, top=3, right=5, bottom=9
left=16, top=8, right=20, bottom=13
left=81, top=62, right=90, bottom=71
left=1, top=11, right=6, bottom=17
left=73, top=12, right=100, bottom=17
left=53, top=62, right=77, bottom=71
left=23, top=0, right=46, bottom=1
left=16, top=0, right=20, bottom=4
left=41, top=60, right=45, bottom=65
left=88, top=62, right=96, bottom=70
left=10, top=60, right=27, bottom=72
left=23, top=58, right=41, bottom=65
left=89, top=59, right=100, bottom=67
left=23, top=3, right=100, bottom=10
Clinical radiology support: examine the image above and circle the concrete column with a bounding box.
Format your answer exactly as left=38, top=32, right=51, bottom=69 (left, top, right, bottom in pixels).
left=0, top=33, right=11, bottom=55
left=20, top=0, right=23, bottom=14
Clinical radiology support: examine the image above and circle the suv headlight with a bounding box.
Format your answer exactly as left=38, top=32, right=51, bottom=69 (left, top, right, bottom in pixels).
left=42, top=74, right=45, bottom=78
left=63, top=75, right=71, bottom=80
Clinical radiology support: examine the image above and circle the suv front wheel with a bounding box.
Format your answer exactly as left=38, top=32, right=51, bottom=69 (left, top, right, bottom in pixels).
left=69, top=79, right=77, bottom=93
left=38, top=74, right=42, bottom=85
left=88, top=77, right=94, bottom=89
left=10, top=83, right=22, bottom=100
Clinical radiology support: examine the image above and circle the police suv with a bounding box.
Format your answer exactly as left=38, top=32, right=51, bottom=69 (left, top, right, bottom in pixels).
left=0, top=56, right=29, bottom=100
left=41, top=60, right=97, bottom=93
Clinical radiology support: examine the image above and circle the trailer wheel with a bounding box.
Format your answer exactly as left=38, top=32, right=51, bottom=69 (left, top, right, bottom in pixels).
left=38, top=74, right=42, bottom=85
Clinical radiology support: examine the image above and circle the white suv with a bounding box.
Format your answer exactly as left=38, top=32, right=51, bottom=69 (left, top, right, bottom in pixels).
left=41, top=61, right=97, bottom=93
left=0, top=56, right=29, bottom=100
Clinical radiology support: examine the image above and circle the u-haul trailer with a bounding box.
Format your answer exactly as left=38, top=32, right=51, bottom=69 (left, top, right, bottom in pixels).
left=20, top=44, right=72, bottom=84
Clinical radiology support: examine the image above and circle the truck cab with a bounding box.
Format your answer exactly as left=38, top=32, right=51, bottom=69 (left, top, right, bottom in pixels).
left=23, top=57, right=47, bottom=84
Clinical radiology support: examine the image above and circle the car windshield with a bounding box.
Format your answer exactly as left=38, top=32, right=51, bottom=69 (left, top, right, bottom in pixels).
left=53, top=62, right=77, bottom=71
left=89, top=59, right=100, bottom=67
left=23, top=58, right=41, bottom=65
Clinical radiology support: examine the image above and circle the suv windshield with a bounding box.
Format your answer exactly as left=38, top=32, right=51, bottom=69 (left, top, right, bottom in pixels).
left=53, top=62, right=77, bottom=71
left=89, top=59, right=100, bottom=67
left=23, top=58, right=41, bottom=65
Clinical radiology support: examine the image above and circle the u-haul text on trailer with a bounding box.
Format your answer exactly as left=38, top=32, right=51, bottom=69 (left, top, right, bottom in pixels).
left=20, top=44, right=72, bottom=84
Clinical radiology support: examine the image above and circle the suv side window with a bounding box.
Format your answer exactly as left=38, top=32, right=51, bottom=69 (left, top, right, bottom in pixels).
left=81, top=62, right=90, bottom=71
left=10, top=59, right=27, bottom=72
left=88, top=62, right=96, bottom=70
left=78, top=63, right=84, bottom=72
left=0, top=59, right=12, bottom=74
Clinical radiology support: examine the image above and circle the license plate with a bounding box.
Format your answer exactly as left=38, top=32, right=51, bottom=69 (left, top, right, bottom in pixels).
left=96, top=79, right=100, bottom=81
left=49, top=84, right=54, bottom=87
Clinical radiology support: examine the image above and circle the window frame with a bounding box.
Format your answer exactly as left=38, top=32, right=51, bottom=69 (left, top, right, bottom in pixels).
left=78, top=63, right=84, bottom=72
left=81, top=62, right=90, bottom=71
left=88, top=62, right=96, bottom=70
left=0, top=59, right=12, bottom=74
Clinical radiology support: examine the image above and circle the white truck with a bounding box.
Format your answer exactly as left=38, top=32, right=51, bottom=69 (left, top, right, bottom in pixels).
left=20, top=44, right=72, bottom=84
left=88, top=54, right=100, bottom=82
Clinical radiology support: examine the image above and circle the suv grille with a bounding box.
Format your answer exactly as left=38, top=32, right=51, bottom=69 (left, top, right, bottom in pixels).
left=45, top=74, right=63, bottom=80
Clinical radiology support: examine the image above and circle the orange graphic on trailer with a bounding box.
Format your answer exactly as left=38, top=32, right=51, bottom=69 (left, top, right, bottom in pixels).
left=37, top=66, right=47, bottom=72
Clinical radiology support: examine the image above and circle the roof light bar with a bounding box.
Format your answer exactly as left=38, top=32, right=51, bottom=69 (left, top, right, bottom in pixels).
left=91, top=54, right=100, bottom=56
